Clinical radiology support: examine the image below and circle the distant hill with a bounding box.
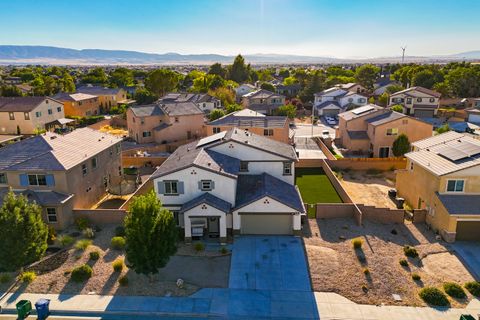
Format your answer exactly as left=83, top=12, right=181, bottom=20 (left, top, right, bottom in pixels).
left=0, top=45, right=478, bottom=65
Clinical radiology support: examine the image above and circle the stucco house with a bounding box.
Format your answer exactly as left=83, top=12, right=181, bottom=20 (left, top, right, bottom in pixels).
left=388, top=86, right=441, bottom=118
left=158, top=93, right=221, bottom=113
left=336, top=105, right=433, bottom=158
left=206, top=109, right=291, bottom=144
left=373, top=75, right=402, bottom=96
left=151, top=128, right=305, bottom=242
left=314, top=87, right=368, bottom=117
left=396, top=131, right=480, bottom=242
left=465, top=99, right=480, bottom=124
left=235, top=84, right=256, bottom=100
left=336, top=83, right=367, bottom=94
left=0, top=128, right=122, bottom=229
left=241, top=89, right=286, bottom=115
left=52, top=92, right=100, bottom=117
left=127, top=101, right=205, bottom=144
left=0, top=97, right=66, bottom=135
left=76, top=85, right=128, bottom=113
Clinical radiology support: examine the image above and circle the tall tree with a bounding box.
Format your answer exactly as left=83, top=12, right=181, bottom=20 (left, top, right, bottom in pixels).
left=209, top=108, right=225, bottom=121
left=208, top=63, right=226, bottom=78
left=1, top=85, right=23, bottom=97
left=0, top=191, right=48, bottom=271
left=61, top=72, right=76, bottom=93
left=260, top=82, right=275, bottom=92
left=124, top=191, right=177, bottom=276
left=274, top=104, right=297, bottom=119
left=145, top=69, right=179, bottom=97
left=298, top=70, right=326, bottom=103
left=110, top=68, right=134, bottom=87
left=208, top=87, right=235, bottom=106
left=82, top=67, right=108, bottom=85
left=134, top=88, right=157, bottom=105
left=228, top=54, right=250, bottom=83
left=354, top=64, right=380, bottom=91
left=392, top=134, right=411, bottom=157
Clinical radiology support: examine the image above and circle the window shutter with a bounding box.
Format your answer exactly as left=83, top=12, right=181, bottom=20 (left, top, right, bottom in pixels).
left=211, top=181, right=215, bottom=189
left=20, top=174, right=29, bottom=186
left=178, top=181, right=184, bottom=194
left=46, top=174, right=55, bottom=186
left=157, top=181, right=165, bottom=194
left=198, top=181, right=202, bottom=190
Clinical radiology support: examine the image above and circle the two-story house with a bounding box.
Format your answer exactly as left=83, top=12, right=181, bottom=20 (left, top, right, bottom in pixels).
left=241, top=89, right=286, bottom=115
left=336, top=105, right=433, bottom=157
left=76, top=85, right=128, bottom=113
left=388, top=86, right=441, bottom=118
left=206, top=109, right=291, bottom=144
left=336, top=83, right=367, bottom=94
left=151, top=128, right=305, bottom=242
left=465, top=98, right=480, bottom=124
left=235, top=84, right=256, bottom=101
left=158, top=93, right=221, bottom=113
left=314, top=87, right=368, bottom=117
left=127, top=101, right=205, bottom=144
left=52, top=92, right=100, bottom=117
left=396, top=132, right=480, bottom=242
left=0, top=128, right=122, bottom=229
left=0, top=97, right=66, bottom=135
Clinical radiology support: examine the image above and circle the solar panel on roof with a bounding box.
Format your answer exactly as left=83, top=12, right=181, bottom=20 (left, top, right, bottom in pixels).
left=352, top=105, right=375, bottom=115
left=460, top=141, right=480, bottom=157
left=436, top=145, right=469, bottom=162
left=196, top=131, right=227, bottom=148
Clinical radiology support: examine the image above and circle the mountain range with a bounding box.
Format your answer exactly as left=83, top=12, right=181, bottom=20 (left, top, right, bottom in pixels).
left=0, top=45, right=479, bottom=65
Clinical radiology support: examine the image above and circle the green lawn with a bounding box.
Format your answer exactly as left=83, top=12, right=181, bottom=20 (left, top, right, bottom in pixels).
left=295, top=167, right=343, bottom=204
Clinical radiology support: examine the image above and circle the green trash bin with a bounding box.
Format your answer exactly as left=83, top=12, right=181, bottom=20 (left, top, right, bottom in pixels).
left=459, top=315, right=475, bottom=320
left=16, top=300, right=32, bottom=319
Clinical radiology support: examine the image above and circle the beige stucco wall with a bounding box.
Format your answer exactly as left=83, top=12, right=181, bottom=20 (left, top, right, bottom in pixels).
left=63, top=97, right=100, bottom=117
left=205, top=124, right=289, bottom=144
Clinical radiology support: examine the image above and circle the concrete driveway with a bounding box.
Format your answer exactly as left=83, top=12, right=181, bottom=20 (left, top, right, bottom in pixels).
left=229, top=236, right=311, bottom=291
left=452, top=241, right=480, bottom=280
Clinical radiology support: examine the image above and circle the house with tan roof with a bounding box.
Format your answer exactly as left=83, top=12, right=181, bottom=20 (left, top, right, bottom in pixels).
left=52, top=92, right=100, bottom=117
left=396, top=131, right=480, bottom=242
left=388, top=86, right=441, bottom=118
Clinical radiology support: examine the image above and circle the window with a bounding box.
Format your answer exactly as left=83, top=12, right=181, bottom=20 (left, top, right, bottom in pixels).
left=200, top=180, right=213, bottom=191
left=358, top=98, right=366, bottom=103
left=410, top=162, right=414, bottom=171
left=82, top=163, right=88, bottom=176
left=132, top=117, right=136, bottom=123
left=264, top=129, right=274, bottom=136
left=239, top=161, right=249, bottom=172
left=116, top=144, right=121, bottom=154
left=36, top=111, right=42, bottom=118
left=0, top=173, right=7, bottom=184
left=283, top=162, right=292, bottom=175
left=416, top=98, right=423, bottom=102
left=446, top=180, right=464, bottom=192
left=46, top=208, right=57, bottom=223
left=142, top=131, right=152, bottom=137
left=91, top=157, right=97, bottom=170
left=406, top=98, right=412, bottom=104
left=402, top=119, right=408, bottom=125
left=140, top=118, right=144, bottom=125
left=24, top=112, right=30, bottom=120
left=57, top=107, right=62, bottom=112
left=175, top=117, right=179, bottom=123
left=213, top=127, right=221, bottom=134
left=165, top=181, right=178, bottom=195
left=386, top=128, right=399, bottom=136
left=28, top=174, right=47, bottom=186
left=429, top=98, right=435, bottom=103
left=48, top=109, right=53, bottom=115
left=9, top=112, right=14, bottom=120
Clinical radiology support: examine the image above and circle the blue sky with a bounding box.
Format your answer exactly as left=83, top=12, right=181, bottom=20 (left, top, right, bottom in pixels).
left=1, top=0, right=479, bottom=58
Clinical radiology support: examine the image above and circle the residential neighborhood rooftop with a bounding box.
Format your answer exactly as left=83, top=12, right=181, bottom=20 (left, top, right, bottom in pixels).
left=52, top=92, right=97, bottom=102
left=391, top=86, right=442, bottom=98
left=208, top=109, right=287, bottom=128
left=0, top=96, right=54, bottom=112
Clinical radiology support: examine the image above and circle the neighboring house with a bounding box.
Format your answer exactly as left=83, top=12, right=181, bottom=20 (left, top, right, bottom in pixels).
left=206, top=109, right=291, bottom=143
left=275, top=83, right=301, bottom=98
left=0, top=128, right=122, bottom=229
left=52, top=92, right=100, bottom=117
left=396, top=131, right=480, bottom=242
left=15, top=83, right=34, bottom=95
left=0, top=97, right=66, bottom=135
left=336, top=105, right=433, bottom=158
left=76, top=86, right=128, bottom=112
left=465, top=100, right=480, bottom=124
left=388, top=86, right=441, bottom=118
left=2, top=77, right=22, bottom=85
left=235, top=84, right=256, bottom=100
left=373, top=76, right=401, bottom=96
left=314, top=87, right=368, bottom=116
left=336, top=83, right=367, bottom=94
left=127, top=101, right=205, bottom=144
left=158, top=93, right=221, bottom=113
left=151, top=128, right=304, bottom=242
left=242, top=89, right=286, bottom=115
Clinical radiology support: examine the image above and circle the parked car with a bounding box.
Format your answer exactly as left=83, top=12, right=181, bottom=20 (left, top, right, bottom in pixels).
left=325, top=116, right=337, bottom=125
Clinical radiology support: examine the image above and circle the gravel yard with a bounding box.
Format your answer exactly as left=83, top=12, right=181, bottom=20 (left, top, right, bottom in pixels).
left=304, top=218, right=476, bottom=307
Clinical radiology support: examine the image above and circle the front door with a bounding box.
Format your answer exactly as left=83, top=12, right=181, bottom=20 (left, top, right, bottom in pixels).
left=379, top=147, right=390, bottom=158
left=207, top=217, right=220, bottom=237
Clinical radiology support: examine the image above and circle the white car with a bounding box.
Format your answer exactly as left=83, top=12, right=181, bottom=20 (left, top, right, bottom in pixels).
left=325, top=117, right=336, bottom=125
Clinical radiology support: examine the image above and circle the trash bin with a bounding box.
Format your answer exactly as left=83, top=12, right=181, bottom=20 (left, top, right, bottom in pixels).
left=15, top=300, right=32, bottom=320
left=459, top=315, right=475, bottom=320
left=35, top=298, right=51, bottom=320
left=396, top=197, right=405, bottom=209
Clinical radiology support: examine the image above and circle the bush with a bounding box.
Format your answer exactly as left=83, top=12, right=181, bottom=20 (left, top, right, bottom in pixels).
left=89, top=251, right=100, bottom=261
left=352, top=238, right=363, bottom=250
left=47, top=226, right=57, bottom=245
left=115, top=226, right=126, bottom=237
left=399, top=259, right=408, bottom=267
left=111, top=237, right=126, bottom=250
left=403, top=245, right=419, bottom=258
left=412, top=273, right=421, bottom=281
left=465, top=281, right=480, bottom=297
left=443, top=282, right=466, bottom=299
left=119, top=275, right=129, bottom=286
left=20, top=271, right=36, bottom=283
left=58, top=235, right=74, bottom=247
left=112, top=259, right=124, bottom=272
left=75, top=239, right=92, bottom=251
left=194, top=242, right=205, bottom=252
left=71, top=264, right=93, bottom=282
left=82, top=228, right=95, bottom=239
left=0, top=273, right=11, bottom=283
left=75, top=217, right=91, bottom=231
left=419, top=287, right=449, bottom=306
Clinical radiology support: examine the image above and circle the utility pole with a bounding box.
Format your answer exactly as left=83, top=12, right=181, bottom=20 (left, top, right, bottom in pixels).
left=401, top=46, right=407, bottom=64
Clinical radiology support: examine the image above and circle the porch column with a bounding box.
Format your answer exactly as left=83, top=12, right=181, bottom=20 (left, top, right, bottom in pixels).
left=220, top=213, right=227, bottom=243
left=184, top=214, right=192, bottom=243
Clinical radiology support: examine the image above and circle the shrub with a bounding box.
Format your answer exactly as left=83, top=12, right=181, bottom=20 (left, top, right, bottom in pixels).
left=111, top=237, right=126, bottom=250
left=465, top=281, right=480, bottom=297
left=71, top=264, right=93, bottom=282
left=363, top=268, right=370, bottom=275
left=75, top=217, right=91, bottom=231
left=75, top=239, right=92, bottom=251
left=58, top=235, right=74, bottom=247
left=20, top=271, right=36, bottom=283
left=89, top=251, right=100, bottom=261
left=412, top=273, right=421, bottom=281
left=119, top=275, right=129, bottom=286
left=0, top=273, right=11, bottom=284
left=399, top=259, right=408, bottom=267
left=112, top=259, right=124, bottom=272
left=403, top=245, right=419, bottom=258
left=220, top=246, right=228, bottom=254
left=419, top=287, right=449, bottom=306
left=352, top=238, right=363, bottom=250
left=47, top=226, right=57, bottom=245
left=194, top=242, right=205, bottom=252
left=82, top=228, right=95, bottom=239
left=115, top=226, right=126, bottom=237
left=443, top=282, right=466, bottom=299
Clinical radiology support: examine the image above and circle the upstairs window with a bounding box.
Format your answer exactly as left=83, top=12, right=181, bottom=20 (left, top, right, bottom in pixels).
left=24, top=112, right=30, bottom=120
left=175, top=117, right=179, bottom=123
left=0, top=173, right=7, bottom=184
left=386, top=128, right=399, bottom=136
left=213, top=127, right=221, bottom=134
left=9, top=112, right=14, bottom=120
left=91, top=157, right=98, bottom=170
left=283, top=162, right=292, bottom=175
left=57, top=107, right=62, bottom=112
left=48, top=109, right=53, bottom=115
left=28, top=174, right=47, bottom=186
left=142, top=131, right=152, bottom=137
left=429, top=98, right=435, bottom=103
left=447, top=180, right=464, bottom=193
left=82, top=163, right=88, bottom=176
left=165, top=181, right=178, bottom=195
left=35, top=111, right=42, bottom=118
left=264, top=129, right=274, bottom=136
left=239, top=161, right=249, bottom=172
left=406, top=98, right=412, bottom=104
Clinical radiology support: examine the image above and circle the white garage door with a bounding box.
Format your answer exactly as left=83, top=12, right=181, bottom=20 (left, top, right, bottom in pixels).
left=323, top=108, right=340, bottom=116
left=414, top=109, right=434, bottom=118
left=240, top=214, right=293, bottom=235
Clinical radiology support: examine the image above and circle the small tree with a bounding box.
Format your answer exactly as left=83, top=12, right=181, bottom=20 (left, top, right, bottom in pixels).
left=436, top=124, right=450, bottom=134
left=225, top=103, right=243, bottom=114
left=392, top=134, right=410, bottom=157
left=391, top=104, right=404, bottom=113
left=274, top=104, right=297, bottom=119
left=0, top=190, right=48, bottom=271
left=124, top=191, right=177, bottom=277
left=209, top=109, right=226, bottom=121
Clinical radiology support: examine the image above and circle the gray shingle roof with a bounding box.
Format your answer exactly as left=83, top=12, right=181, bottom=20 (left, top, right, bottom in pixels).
left=180, top=192, right=231, bottom=213
left=161, top=102, right=204, bottom=116
left=436, top=193, right=480, bottom=215
left=391, top=86, right=441, bottom=98
left=0, top=97, right=48, bottom=112
left=0, top=188, right=73, bottom=207
left=366, top=111, right=406, bottom=126
left=315, top=101, right=341, bottom=110
left=76, top=86, right=123, bottom=95
left=130, top=104, right=165, bottom=117
left=235, top=173, right=305, bottom=212
left=243, top=89, right=284, bottom=99
left=208, top=113, right=287, bottom=128
left=347, top=130, right=369, bottom=140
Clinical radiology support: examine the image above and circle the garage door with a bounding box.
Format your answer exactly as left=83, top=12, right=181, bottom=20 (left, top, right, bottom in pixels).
left=456, top=221, right=480, bottom=241
left=323, top=108, right=340, bottom=116
left=414, top=109, right=434, bottom=118
left=240, top=214, right=293, bottom=235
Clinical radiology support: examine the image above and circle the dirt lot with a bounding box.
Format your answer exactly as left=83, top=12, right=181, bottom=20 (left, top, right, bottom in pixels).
left=304, top=218, right=476, bottom=307
left=339, top=170, right=398, bottom=209
left=12, top=225, right=230, bottom=297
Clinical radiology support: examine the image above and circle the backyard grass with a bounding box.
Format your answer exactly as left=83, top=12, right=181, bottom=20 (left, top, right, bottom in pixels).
left=295, top=167, right=342, bottom=204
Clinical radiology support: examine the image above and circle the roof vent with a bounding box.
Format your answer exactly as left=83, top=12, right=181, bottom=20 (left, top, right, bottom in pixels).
left=207, top=162, right=211, bottom=166
left=245, top=140, right=249, bottom=144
